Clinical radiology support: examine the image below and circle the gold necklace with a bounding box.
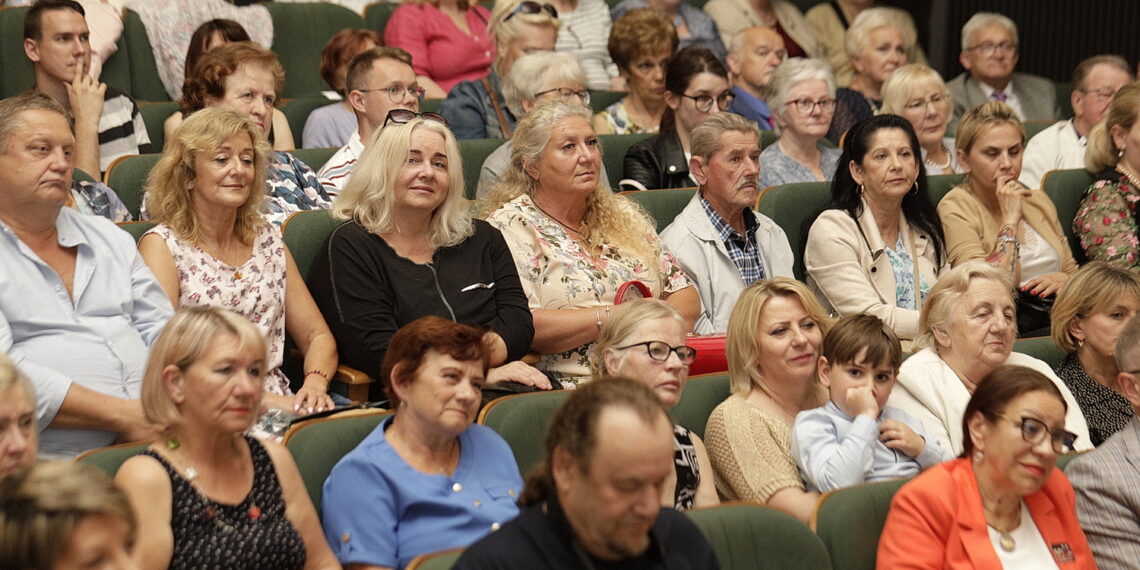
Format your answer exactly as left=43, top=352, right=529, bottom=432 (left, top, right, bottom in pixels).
left=1117, top=164, right=1140, bottom=188
left=532, top=199, right=590, bottom=242
left=985, top=504, right=1022, bottom=552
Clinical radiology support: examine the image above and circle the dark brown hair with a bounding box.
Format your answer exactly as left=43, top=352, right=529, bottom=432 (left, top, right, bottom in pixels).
left=185, top=19, right=250, bottom=81
left=960, top=365, right=1067, bottom=457
left=822, top=314, right=902, bottom=371
left=24, top=0, right=84, bottom=40
left=380, top=316, right=490, bottom=407
left=319, top=29, right=384, bottom=94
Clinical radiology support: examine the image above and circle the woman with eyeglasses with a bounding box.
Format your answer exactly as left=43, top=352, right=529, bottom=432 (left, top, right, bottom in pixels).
left=593, top=9, right=678, bottom=136
left=310, top=110, right=547, bottom=402
left=384, top=0, right=495, bottom=98
left=622, top=46, right=733, bottom=191
left=803, top=114, right=947, bottom=342
left=881, top=64, right=960, bottom=175
left=879, top=364, right=1095, bottom=569
left=440, top=0, right=561, bottom=139
left=591, top=299, right=719, bottom=510
left=758, top=57, right=841, bottom=187
left=611, top=0, right=727, bottom=61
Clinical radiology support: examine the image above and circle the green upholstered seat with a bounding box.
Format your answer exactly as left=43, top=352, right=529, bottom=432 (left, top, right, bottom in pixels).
left=105, top=154, right=162, bottom=220
left=599, top=133, right=652, bottom=189
left=265, top=4, right=365, bottom=99
left=284, top=409, right=392, bottom=509
left=0, top=7, right=34, bottom=100
left=119, top=9, right=170, bottom=102
left=459, top=138, right=507, bottom=199
left=756, top=180, right=831, bottom=281
left=927, top=173, right=966, bottom=205
left=477, top=390, right=572, bottom=476
left=621, top=187, right=697, bottom=233
left=1042, top=168, right=1095, bottom=263
left=1024, top=119, right=1058, bottom=141
left=139, top=101, right=180, bottom=151
left=281, top=97, right=336, bottom=147
left=1056, top=81, right=1074, bottom=119
left=421, top=98, right=444, bottom=114
left=74, top=168, right=96, bottom=183
left=760, top=129, right=780, bottom=149
left=290, top=147, right=339, bottom=175
left=809, top=477, right=909, bottom=570
left=406, top=548, right=464, bottom=570
left=670, top=373, right=730, bottom=439
left=117, top=221, right=157, bottom=243
left=689, top=502, right=832, bottom=569
left=363, top=2, right=398, bottom=36
left=75, top=442, right=150, bottom=477
left=1012, top=336, right=1067, bottom=370
left=1057, top=450, right=1086, bottom=471
left=588, top=90, right=624, bottom=113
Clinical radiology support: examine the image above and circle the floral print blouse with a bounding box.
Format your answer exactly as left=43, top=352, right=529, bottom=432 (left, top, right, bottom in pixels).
left=1074, top=170, right=1140, bottom=270
left=485, top=193, right=692, bottom=381
left=595, top=99, right=659, bottom=136
left=265, top=151, right=332, bottom=228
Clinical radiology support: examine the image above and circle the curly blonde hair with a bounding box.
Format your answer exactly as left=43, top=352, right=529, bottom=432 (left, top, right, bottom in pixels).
left=144, top=107, right=269, bottom=244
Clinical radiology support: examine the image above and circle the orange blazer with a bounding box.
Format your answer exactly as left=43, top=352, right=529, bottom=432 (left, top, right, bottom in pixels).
left=876, top=458, right=1095, bottom=569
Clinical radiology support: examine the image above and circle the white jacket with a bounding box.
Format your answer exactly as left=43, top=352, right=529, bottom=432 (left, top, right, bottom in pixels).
left=661, top=192, right=794, bottom=334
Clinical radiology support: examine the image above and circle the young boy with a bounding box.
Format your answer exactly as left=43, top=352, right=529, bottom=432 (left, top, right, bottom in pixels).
left=791, top=314, right=951, bottom=492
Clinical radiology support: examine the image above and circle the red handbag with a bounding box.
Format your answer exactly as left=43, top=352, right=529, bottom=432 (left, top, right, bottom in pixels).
left=614, top=281, right=728, bottom=375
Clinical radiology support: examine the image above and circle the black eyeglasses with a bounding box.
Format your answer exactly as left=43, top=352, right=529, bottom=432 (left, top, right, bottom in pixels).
left=534, top=87, right=590, bottom=105
left=383, top=109, right=449, bottom=129
left=616, top=341, right=697, bottom=365
left=356, top=85, right=427, bottom=103
left=995, top=413, right=1078, bottom=454
left=677, top=90, right=734, bottom=113
left=503, top=1, right=557, bottom=23
left=785, top=98, right=837, bottom=114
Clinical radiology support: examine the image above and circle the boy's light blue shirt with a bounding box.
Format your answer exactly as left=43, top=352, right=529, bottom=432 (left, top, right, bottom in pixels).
left=791, top=400, right=953, bottom=493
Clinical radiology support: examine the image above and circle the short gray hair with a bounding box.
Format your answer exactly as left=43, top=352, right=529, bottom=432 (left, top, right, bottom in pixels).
left=960, top=12, right=1018, bottom=50
left=767, top=58, right=836, bottom=121
left=690, top=112, right=759, bottom=161
left=503, top=51, right=586, bottom=119
left=845, top=7, right=916, bottom=60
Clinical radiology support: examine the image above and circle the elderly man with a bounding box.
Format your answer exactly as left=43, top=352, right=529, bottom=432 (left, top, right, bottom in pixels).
left=1067, top=314, right=1140, bottom=569
left=661, top=112, right=794, bottom=334
left=24, top=0, right=151, bottom=178
left=455, top=378, right=719, bottom=568
left=1019, top=55, right=1133, bottom=187
left=0, top=93, right=172, bottom=458
left=725, top=26, right=786, bottom=131
left=317, top=47, right=421, bottom=196
left=947, top=12, right=1058, bottom=130
left=0, top=355, right=37, bottom=479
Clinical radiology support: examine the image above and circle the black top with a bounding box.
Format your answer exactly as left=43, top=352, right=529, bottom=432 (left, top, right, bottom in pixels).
left=142, top=437, right=306, bottom=570
left=454, top=495, right=719, bottom=569
left=827, top=87, right=879, bottom=145
left=1056, top=352, right=1134, bottom=446
left=310, top=219, right=534, bottom=384
left=621, top=129, right=693, bottom=192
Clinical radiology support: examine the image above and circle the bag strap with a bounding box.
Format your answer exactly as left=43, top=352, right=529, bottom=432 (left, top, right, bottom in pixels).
left=481, top=77, right=512, bottom=138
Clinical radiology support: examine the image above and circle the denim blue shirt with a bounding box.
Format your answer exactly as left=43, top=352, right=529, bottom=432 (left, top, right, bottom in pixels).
left=728, top=86, right=774, bottom=131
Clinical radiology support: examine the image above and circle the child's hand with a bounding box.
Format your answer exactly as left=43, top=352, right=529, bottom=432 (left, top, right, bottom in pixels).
left=880, top=419, right=924, bottom=457
left=846, top=385, right=879, bottom=418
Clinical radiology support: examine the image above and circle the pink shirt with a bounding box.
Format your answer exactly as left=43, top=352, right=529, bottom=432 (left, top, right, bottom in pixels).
left=384, top=3, right=495, bottom=93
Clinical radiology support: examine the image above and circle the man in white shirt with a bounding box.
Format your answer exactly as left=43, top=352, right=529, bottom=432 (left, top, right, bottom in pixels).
left=1019, top=55, right=1133, bottom=188
left=317, top=47, right=420, bottom=196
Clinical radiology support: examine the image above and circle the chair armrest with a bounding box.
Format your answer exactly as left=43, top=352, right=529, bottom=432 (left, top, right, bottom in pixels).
left=333, top=365, right=373, bottom=403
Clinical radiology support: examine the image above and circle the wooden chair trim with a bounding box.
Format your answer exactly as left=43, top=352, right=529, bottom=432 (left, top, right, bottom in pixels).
left=73, top=439, right=150, bottom=463
left=281, top=407, right=391, bottom=446
left=405, top=546, right=466, bottom=570
left=102, top=153, right=139, bottom=185
left=474, top=390, right=540, bottom=425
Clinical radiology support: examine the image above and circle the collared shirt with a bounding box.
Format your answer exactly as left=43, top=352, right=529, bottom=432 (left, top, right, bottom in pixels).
left=0, top=208, right=173, bottom=458
left=700, top=193, right=764, bottom=285
left=728, top=86, right=774, bottom=130
left=317, top=130, right=365, bottom=198
left=977, top=80, right=1027, bottom=121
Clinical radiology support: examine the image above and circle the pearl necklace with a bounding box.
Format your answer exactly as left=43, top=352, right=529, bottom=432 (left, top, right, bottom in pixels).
left=925, top=144, right=952, bottom=172
left=1117, top=164, right=1140, bottom=188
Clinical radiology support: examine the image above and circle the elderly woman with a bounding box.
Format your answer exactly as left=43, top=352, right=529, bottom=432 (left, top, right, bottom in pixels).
left=805, top=114, right=947, bottom=341
left=1, top=462, right=136, bottom=568
left=482, top=102, right=699, bottom=383
left=440, top=0, right=560, bottom=139
left=302, top=29, right=383, bottom=149
left=704, top=278, right=831, bottom=522
left=939, top=101, right=1077, bottom=335
left=0, top=355, right=36, bottom=480
left=477, top=51, right=591, bottom=197
left=141, top=108, right=337, bottom=416
left=888, top=261, right=1091, bottom=455
left=116, top=307, right=338, bottom=568
left=1076, top=81, right=1140, bottom=270
left=703, top=0, right=820, bottom=58
left=384, top=0, right=494, bottom=98
left=879, top=365, right=1095, bottom=568
left=759, top=57, right=841, bottom=187
left=323, top=316, right=523, bottom=568
left=622, top=46, right=732, bottom=191
left=805, top=0, right=926, bottom=87
left=826, top=7, right=915, bottom=145
left=1051, top=262, right=1140, bottom=446
left=549, top=0, right=621, bottom=90
left=174, top=42, right=332, bottom=227
left=591, top=299, right=719, bottom=509
left=593, top=9, right=678, bottom=135
left=881, top=63, right=960, bottom=175
left=311, top=112, right=543, bottom=400
left=611, top=0, right=726, bottom=61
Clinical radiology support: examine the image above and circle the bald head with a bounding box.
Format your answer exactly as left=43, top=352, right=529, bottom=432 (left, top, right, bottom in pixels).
left=727, top=26, right=786, bottom=97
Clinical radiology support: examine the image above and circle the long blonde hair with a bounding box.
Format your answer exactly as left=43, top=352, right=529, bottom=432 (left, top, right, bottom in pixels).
left=1086, top=81, right=1140, bottom=173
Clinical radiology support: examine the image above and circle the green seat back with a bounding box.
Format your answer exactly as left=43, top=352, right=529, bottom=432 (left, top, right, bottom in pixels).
left=1024, top=120, right=1058, bottom=141
left=459, top=138, right=507, bottom=199
left=76, top=443, right=149, bottom=477
left=364, top=2, right=398, bottom=37
left=756, top=181, right=831, bottom=281
left=670, top=373, right=730, bottom=439
left=73, top=168, right=96, bottom=183
left=281, top=210, right=344, bottom=282
left=760, top=129, right=780, bottom=149
left=689, top=503, right=832, bottom=569
left=105, top=154, right=162, bottom=220
left=421, top=98, right=444, bottom=114
left=1056, top=81, right=1073, bottom=120
left=281, top=97, right=336, bottom=146
left=1012, top=336, right=1067, bottom=370
left=117, top=221, right=157, bottom=243
left=589, top=90, right=624, bottom=113
left=599, top=133, right=652, bottom=189
left=1057, top=451, right=1086, bottom=472
left=477, top=391, right=572, bottom=476
left=811, top=478, right=908, bottom=570
left=265, top=4, right=364, bottom=99
left=1042, top=168, right=1095, bottom=263
left=927, top=173, right=966, bottom=205
left=140, top=101, right=180, bottom=151
left=407, top=548, right=464, bottom=570
left=285, top=410, right=392, bottom=509
left=0, top=7, right=33, bottom=100
left=622, top=187, right=697, bottom=233
left=120, top=10, right=170, bottom=102
left=291, top=147, right=339, bottom=175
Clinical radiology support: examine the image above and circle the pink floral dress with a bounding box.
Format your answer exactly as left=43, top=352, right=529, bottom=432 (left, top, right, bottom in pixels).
left=1073, top=173, right=1140, bottom=270
left=485, top=193, right=693, bottom=381
left=147, top=224, right=291, bottom=396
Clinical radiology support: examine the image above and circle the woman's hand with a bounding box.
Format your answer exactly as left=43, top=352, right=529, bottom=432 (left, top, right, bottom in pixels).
left=486, top=361, right=552, bottom=390
left=1021, top=271, right=1069, bottom=298
left=995, top=176, right=1031, bottom=226
left=292, top=380, right=335, bottom=415
left=879, top=419, right=925, bottom=458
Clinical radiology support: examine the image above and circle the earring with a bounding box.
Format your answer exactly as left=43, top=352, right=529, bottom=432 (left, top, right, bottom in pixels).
left=909, top=180, right=919, bottom=196
left=973, top=450, right=985, bottom=464
left=858, top=184, right=864, bottom=196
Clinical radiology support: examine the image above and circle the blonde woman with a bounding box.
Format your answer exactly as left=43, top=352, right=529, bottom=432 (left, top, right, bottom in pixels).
left=882, top=63, right=960, bottom=175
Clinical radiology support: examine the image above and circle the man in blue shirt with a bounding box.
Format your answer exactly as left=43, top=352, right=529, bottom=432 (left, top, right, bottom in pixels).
left=726, top=26, right=786, bottom=131
left=0, top=92, right=172, bottom=458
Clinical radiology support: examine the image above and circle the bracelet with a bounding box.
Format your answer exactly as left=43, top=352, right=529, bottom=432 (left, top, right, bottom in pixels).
left=595, top=307, right=604, bottom=330
left=306, top=369, right=330, bottom=382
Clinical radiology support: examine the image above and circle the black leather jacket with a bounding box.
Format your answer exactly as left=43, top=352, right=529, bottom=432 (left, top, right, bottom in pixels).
left=620, top=129, right=694, bottom=191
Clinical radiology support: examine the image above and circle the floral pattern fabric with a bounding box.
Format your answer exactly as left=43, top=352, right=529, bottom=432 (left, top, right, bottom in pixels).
left=885, top=233, right=930, bottom=310
left=147, top=223, right=291, bottom=396
left=1074, top=172, right=1140, bottom=271
left=485, top=193, right=692, bottom=381
left=265, top=151, right=332, bottom=228
left=595, top=98, right=659, bottom=136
